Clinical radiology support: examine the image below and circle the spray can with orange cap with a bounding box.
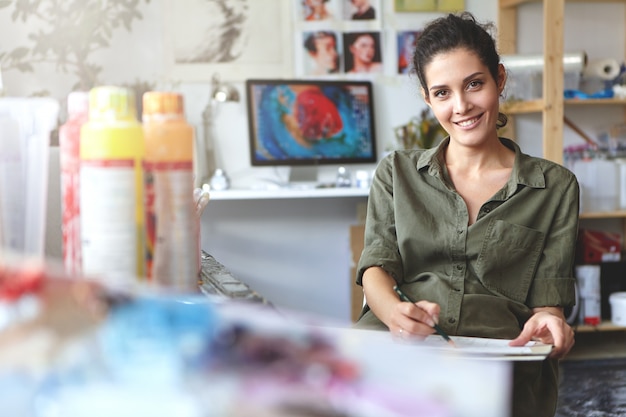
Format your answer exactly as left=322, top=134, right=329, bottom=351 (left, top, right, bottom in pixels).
left=142, top=91, right=199, bottom=290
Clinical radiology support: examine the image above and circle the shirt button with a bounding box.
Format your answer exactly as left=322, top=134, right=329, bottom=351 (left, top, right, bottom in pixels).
left=448, top=318, right=456, bottom=324
left=456, top=264, right=463, bottom=270
left=457, top=229, right=463, bottom=235
left=484, top=208, right=491, bottom=213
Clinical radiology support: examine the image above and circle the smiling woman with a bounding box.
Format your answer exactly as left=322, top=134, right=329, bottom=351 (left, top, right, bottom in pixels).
left=353, top=12, right=580, bottom=417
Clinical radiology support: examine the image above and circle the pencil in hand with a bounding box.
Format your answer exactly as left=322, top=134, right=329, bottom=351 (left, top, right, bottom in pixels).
left=393, top=285, right=456, bottom=347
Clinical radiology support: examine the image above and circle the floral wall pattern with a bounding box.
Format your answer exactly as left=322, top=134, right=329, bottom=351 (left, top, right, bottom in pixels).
left=0, top=0, right=290, bottom=121
left=0, top=0, right=159, bottom=103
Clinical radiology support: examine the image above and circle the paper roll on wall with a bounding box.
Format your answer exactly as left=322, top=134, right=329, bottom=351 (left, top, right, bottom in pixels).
left=583, top=58, right=621, bottom=80
left=501, top=51, right=587, bottom=73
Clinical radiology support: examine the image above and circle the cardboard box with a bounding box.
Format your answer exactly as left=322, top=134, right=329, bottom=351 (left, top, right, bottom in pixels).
left=577, top=229, right=622, bottom=264
left=350, top=224, right=365, bottom=322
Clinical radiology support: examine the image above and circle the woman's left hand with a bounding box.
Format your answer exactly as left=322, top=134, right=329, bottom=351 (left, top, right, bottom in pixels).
left=508, top=306, right=574, bottom=359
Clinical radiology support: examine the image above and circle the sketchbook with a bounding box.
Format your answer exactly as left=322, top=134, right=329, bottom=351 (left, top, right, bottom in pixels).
left=419, top=335, right=553, bottom=361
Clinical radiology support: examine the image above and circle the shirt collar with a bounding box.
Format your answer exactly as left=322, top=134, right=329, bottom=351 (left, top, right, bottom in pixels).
left=416, top=137, right=547, bottom=195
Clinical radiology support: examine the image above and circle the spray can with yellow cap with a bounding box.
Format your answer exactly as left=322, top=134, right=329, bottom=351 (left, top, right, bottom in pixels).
left=79, top=86, right=145, bottom=282
left=142, top=91, right=199, bottom=290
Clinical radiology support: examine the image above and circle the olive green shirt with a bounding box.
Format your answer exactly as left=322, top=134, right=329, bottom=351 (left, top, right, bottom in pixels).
left=357, top=138, right=579, bottom=339
left=357, top=137, right=578, bottom=337
left=355, top=137, right=579, bottom=417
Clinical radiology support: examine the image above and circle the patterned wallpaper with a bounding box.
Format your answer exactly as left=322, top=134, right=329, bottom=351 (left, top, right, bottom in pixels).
left=0, top=0, right=259, bottom=120
left=0, top=0, right=157, bottom=100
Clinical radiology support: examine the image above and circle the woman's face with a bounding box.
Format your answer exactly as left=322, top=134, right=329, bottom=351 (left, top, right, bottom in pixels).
left=423, top=47, right=505, bottom=148
left=350, top=35, right=376, bottom=64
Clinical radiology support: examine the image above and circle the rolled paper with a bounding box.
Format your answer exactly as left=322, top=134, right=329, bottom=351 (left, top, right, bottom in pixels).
left=501, top=51, right=587, bottom=73
left=583, top=58, right=621, bottom=80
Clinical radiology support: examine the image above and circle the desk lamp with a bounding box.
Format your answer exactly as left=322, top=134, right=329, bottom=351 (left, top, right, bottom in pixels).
left=198, top=73, right=239, bottom=187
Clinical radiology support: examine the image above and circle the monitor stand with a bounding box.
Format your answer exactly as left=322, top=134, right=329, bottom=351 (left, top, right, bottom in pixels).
left=287, top=166, right=319, bottom=187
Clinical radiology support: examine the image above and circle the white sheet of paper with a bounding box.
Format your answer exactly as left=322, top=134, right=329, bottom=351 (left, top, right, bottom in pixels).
left=420, top=335, right=553, bottom=360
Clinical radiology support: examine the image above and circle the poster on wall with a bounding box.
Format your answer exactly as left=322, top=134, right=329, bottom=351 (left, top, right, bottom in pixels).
left=164, top=0, right=293, bottom=81
left=343, top=31, right=383, bottom=75
left=301, top=30, right=343, bottom=76
left=299, top=0, right=340, bottom=21
left=298, top=0, right=380, bottom=22
left=294, top=0, right=384, bottom=77
left=394, top=0, right=464, bottom=12
left=396, top=30, right=422, bottom=74
left=342, top=0, right=378, bottom=20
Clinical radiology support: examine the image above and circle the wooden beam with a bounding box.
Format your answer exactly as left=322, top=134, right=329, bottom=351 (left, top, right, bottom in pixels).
left=500, top=0, right=538, bottom=8
left=542, top=0, right=565, bottom=164
left=497, top=1, right=518, bottom=54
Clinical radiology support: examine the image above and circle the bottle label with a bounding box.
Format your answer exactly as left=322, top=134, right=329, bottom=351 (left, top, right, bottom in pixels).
left=59, top=126, right=82, bottom=275
left=80, top=159, right=138, bottom=281
left=144, top=161, right=199, bottom=289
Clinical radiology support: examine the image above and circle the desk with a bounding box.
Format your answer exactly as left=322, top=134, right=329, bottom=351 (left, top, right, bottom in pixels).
left=209, top=187, right=370, bottom=200
left=201, top=188, right=368, bottom=323
left=0, top=254, right=512, bottom=417
left=197, top=255, right=512, bottom=416
left=198, top=250, right=622, bottom=417
left=215, top=301, right=513, bottom=417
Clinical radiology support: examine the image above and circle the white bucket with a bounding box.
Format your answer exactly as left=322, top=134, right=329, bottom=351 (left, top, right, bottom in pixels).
left=609, top=292, right=626, bottom=326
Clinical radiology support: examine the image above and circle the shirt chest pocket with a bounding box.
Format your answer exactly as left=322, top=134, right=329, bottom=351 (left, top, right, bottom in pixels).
left=475, top=219, right=545, bottom=304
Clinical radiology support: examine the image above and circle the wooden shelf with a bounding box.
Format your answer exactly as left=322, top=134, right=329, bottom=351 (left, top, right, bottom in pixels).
left=498, top=0, right=566, bottom=163
left=498, top=0, right=626, bottom=162
left=501, top=99, right=544, bottom=114
left=574, top=321, right=626, bottom=333
left=566, top=98, right=626, bottom=106
left=580, top=211, right=626, bottom=219
left=502, top=98, right=626, bottom=115
left=565, top=330, right=626, bottom=360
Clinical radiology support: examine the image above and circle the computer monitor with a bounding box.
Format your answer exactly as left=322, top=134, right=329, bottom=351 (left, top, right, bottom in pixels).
left=245, top=79, right=377, bottom=184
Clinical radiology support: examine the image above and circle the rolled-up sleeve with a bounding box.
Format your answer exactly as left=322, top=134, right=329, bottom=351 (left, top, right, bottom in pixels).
left=356, top=154, right=403, bottom=285
left=526, top=173, right=579, bottom=308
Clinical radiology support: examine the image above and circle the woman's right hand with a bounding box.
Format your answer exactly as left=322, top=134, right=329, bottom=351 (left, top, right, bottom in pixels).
left=361, top=266, right=441, bottom=338
left=391, top=299, right=441, bottom=339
